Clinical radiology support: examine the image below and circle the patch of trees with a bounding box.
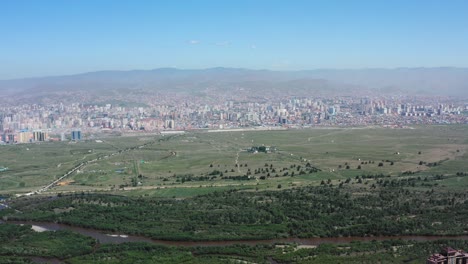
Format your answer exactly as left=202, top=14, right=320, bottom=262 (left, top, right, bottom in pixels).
left=221, top=175, right=251, bottom=181
left=6, top=183, right=468, bottom=241
left=176, top=175, right=213, bottom=183
left=0, top=224, right=96, bottom=259
left=2, top=223, right=468, bottom=264
left=208, top=170, right=221, bottom=176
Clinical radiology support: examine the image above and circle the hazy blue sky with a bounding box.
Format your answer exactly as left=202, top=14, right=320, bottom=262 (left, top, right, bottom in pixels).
left=1, top=0, right=468, bottom=79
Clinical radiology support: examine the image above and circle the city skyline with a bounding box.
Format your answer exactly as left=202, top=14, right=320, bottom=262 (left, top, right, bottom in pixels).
left=1, top=0, right=468, bottom=79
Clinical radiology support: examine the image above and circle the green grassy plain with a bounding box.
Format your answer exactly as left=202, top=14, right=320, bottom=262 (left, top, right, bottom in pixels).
left=0, top=125, right=466, bottom=197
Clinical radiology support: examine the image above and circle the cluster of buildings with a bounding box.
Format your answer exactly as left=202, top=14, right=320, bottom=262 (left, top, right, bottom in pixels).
left=0, top=95, right=466, bottom=144
left=0, top=129, right=81, bottom=144
left=427, top=247, right=468, bottom=264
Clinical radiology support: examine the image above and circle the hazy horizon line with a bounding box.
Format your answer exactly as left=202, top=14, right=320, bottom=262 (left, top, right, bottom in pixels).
left=1, top=66, right=467, bottom=82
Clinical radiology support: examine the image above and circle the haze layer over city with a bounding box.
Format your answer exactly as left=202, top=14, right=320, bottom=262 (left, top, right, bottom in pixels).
left=0, top=1, right=467, bottom=263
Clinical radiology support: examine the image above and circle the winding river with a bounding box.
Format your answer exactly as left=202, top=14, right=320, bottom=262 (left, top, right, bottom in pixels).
left=8, top=221, right=468, bottom=247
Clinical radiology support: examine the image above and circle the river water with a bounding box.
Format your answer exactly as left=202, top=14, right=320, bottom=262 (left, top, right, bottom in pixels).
left=8, top=221, right=468, bottom=247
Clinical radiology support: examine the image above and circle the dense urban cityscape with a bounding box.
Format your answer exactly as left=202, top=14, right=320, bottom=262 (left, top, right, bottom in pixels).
left=1, top=94, right=466, bottom=143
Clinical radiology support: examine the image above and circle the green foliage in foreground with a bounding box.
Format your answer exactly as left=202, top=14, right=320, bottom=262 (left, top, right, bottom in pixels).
left=38, top=239, right=468, bottom=264
left=1, top=224, right=467, bottom=263
left=7, top=182, right=468, bottom=241
left=0, top=257, right=33, bottom=264
left=0, top=223, right=95, bottom=260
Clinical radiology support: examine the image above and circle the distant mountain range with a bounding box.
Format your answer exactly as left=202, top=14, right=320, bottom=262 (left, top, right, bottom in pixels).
left=0, top=67, right=467, bottom=102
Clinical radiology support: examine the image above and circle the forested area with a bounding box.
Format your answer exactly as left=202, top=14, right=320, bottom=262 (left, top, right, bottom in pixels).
left=0, top=223, right=96, bottom=263
left=1, top=223, right=467, bottom=264
left=6, top=182, right=468, bottom=241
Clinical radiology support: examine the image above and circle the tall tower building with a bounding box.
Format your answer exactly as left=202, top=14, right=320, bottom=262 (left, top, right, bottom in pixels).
left=33, top=131, right=47, bottom=142
left=18, top=131, right=31, bottom=143
left=71, top=130, right=82, bottom=141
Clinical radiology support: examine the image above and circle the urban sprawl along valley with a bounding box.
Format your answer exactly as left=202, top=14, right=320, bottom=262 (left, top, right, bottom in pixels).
left=1, top=94, right=466, bottom=143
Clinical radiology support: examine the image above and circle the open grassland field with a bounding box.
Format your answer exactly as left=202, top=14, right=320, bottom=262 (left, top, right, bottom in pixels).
left=0, top=125, right=466, bottom=197
left=0, top=137, right=149, bottom=193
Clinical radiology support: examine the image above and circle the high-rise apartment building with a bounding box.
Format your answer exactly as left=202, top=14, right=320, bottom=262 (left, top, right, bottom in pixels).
left=71, top=130, right=82, bottom=141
